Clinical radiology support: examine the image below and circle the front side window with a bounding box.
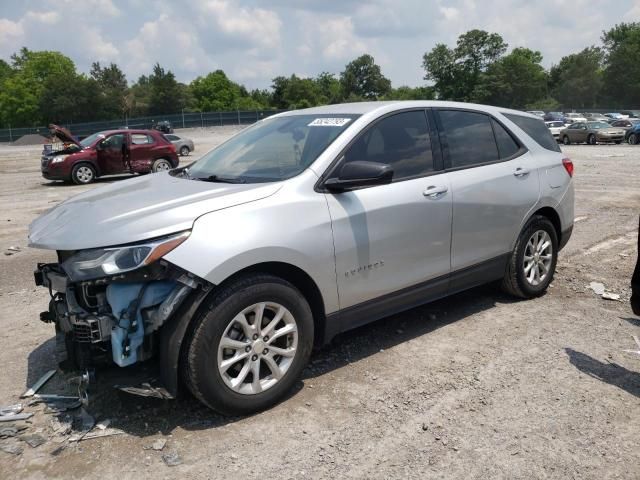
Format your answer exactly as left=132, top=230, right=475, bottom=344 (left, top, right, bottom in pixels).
left=102, top=134, right=125, bottom=149
left=187, top=114, right=359, bottom=183
left=439, top=110, right=499, bottom=168
left=341, top=111, right=433, bottom=180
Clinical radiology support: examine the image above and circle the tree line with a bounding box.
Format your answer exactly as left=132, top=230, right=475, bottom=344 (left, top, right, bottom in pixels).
left=0, top=23, right=638, bottom=129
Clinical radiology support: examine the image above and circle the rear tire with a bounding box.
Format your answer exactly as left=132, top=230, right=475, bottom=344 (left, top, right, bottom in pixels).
left=184, top=274, right=314, bottom=415
left=502, top=215, right=558, bottom=299
left=152, top=158, right=172, bottom=173
left=629, top=133, right=638, bottom=145
left=71, top=163, right=96, bottom=185
left=587, top=134, right=596, bottom=145
left=562, top=135, right=570, bottom=145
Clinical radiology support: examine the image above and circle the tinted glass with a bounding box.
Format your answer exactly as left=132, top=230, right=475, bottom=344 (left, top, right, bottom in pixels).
left=439, top=110, right=499, bottom=168
left=102, top=134, right=124, bottom=149
left=131, top=134, right=153, bottom=144
left=587, top=122, right=610, bottom=129
left=343, top=111, right=433, bottom=180
left=187, top=114, right=358, bottom=183
left=166, top=134, right=179, bottom=141
left=503, top=113, right=561, bottom=152
left=491, top=119, right=520, bottom=158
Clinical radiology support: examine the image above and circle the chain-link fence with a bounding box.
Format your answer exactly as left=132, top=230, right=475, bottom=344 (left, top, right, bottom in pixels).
left=0, top=109, right=287, bottom=143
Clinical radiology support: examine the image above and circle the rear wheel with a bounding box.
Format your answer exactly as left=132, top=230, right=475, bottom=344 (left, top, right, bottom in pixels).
left=152, top=158, right=172, bottom=173
left=184, top=274, right=314, bottom=415
left=629, top=133, right=638, bottom=145
left=502, top=215, right=558, bottom=299
left=562, top=135, right=570, bottom=145
left=587, top=134, right=597, bottom=145
left=71, top=163, right=96, bottom=185
left=179, top=146, right=190, bottom=156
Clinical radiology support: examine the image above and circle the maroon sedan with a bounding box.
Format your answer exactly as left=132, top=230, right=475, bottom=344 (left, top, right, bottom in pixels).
left=41, top=125, right=180, bottom=184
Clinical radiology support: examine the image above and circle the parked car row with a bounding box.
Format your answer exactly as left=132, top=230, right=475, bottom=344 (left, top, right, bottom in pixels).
left=530, top=110, right=640, bottom=127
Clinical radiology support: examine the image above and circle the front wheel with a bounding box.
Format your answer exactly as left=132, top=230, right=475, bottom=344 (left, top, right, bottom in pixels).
left=629, top=133, right=638, bottom=145
left=184, top=274, right=314, bottom=415
left=152, top=158, right=172, bottom=173
left=71, top=163, right=96, bottom=185
left=587, top=134, right=597, bottom=145
left=563, top=135, right=570, bottom=145
left=179, top=146, right=190, bottom=156
left=502, top=215, right=558, bottom=299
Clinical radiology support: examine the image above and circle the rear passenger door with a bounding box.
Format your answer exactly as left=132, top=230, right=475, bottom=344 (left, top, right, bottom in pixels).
left=435, top=109, right=539, bottom=274
left=129, top=133, right=155, bottom=172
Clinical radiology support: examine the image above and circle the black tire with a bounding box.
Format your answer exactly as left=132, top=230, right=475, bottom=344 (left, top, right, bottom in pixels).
left=562, top=135, right=570, bottom=145
left=501, top=215, right=558, bottom=299
left=152, top=158, right=172, bottom=173
left=184, top=274, right=314, bottom=415
left=587, top=134, right=597, bottom=145
left=179, top=146, right=190, bottom=156
left=71, top=163, right=96, bottom=185
left=629, top=133, right=638, bottom=145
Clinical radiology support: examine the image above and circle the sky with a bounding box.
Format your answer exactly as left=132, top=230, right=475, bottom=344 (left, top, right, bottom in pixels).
left=0, top=0, right=638, bottom=89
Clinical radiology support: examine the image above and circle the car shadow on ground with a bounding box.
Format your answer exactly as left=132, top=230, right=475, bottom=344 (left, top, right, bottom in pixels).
left=39, top=174, right=138, bottom=187
left=24, top=283, right=519, bottom=438
left=564, top=348, right=640, bottom=398
left=621, top=316, right=640, bottom=328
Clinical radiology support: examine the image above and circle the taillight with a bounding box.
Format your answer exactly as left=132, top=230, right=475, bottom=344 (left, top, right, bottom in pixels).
left=562, top=157, right=574, bottom=177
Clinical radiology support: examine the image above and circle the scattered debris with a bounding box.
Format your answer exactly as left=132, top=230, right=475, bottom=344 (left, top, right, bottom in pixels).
left=152, top=438, right=167, bottom=451
left=602, top=292, right=621, bottom=301
left=162, top=452, right=182, bottom=466
left=0, top=443, right=23, bottom=455
left=19, top=433, right=46, bottom=448
left=21, top=370, right=56, bottom=398
left=68, top=409, right=94, bottom=442
left=6, top=246, right=20, bottom=252
left=0, top=404, right=23, bottom=416
left=81, top=427, right=125, bottom=441
left=116, top=383, right=172, bottom=399
left=0, top=413, right=33, bottom=422
left=589, top=282, right=605, bottom=296
left=623, top=335, right=640, bottom=357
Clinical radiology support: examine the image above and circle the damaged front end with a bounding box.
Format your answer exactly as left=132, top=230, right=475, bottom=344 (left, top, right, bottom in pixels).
left=34, top=231, right=206, bottom=395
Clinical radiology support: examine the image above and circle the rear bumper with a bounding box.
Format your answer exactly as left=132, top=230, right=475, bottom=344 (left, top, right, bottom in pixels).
left=559, top=225, right=573, bottom=251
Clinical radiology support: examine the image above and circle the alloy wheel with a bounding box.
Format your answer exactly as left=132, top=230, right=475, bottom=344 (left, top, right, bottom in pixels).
left=523, top=230, right=553, bottom=286
left=217, top=302, right=298, bottom=395
left=156, top=160, right=171, bottom=171
left=76, top=166, right=94, bottom=183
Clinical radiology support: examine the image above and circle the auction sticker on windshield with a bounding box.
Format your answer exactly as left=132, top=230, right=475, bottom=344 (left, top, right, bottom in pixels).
left=308, top=118, right=352, bottom=127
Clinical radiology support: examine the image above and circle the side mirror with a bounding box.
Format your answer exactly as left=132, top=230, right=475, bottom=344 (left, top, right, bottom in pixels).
left=324, top=160, right=393, bottom=192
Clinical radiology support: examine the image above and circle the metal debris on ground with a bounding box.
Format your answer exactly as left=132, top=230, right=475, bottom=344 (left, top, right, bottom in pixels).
left=21, top=369, right=56, bottom=398
left=68, top=408, right=95, bottom=442
left=116, top=382, right=173, bottom=399
left=19, top=433, right=46, bottom=448
left=81, top=426, right=125, bottom=441
left=162, top=452, right=182, bottom=466
left=0, top=404, right=23, bottom=416
left=0, top=412, right=33, bottom=422
left=601, top=292, right=621, bottom=301
left=0, top=443, right=23, bottom=455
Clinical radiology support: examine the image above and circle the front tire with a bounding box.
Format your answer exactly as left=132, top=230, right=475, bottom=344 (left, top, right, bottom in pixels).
left=587, top=134, right=597, bottom=145
left=562, top=135, right=570, bottom=145
left=71, top=163, right=96, bottom=185
left=184, top=274, right=314, bottom=415
left=502, top=215, right=558, bottom=299
left=179, top=146, right=190, bottom=156
left=629, top=133, right=638, bottom=145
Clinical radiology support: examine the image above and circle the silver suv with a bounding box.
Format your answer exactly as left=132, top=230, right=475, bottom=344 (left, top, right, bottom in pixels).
left=30, top=101, right=574, bottom=415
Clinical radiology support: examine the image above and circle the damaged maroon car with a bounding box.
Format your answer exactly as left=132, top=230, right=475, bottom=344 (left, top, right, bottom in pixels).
left=41, top=124, right=180, bottom=184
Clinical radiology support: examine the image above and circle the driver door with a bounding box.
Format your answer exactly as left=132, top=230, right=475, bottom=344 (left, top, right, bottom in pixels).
left=97, top=133, right=126, bottom=174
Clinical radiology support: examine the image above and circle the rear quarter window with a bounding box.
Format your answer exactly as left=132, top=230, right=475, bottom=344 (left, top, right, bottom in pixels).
left=504, top=113, right=561, bottom=152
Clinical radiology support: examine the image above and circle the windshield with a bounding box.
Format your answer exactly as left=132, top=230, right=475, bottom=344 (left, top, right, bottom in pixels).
left=185, top=114, right=359, bottom=183
left=80, top=132, right=106, bottom=148
left=588, top=122, right=610, bottom=129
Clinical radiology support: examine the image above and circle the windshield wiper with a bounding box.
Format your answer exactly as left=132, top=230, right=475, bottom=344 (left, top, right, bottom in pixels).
left=195, top=175, right=246, bottom=184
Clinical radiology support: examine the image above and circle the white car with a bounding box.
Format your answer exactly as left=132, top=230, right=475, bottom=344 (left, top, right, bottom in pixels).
left=564, top=113, right=587, bottom=124
left=545, top=121, right=565, bottom=140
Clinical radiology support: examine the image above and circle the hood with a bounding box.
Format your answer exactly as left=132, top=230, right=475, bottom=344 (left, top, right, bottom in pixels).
left=29, top=172, right=282, bottom=250
left=49, top=124, right=81, bottom=147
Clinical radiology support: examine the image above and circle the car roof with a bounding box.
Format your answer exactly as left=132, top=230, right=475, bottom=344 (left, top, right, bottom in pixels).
left=275, top=100, right=541, bottom=120
left=98, top=129, right=157, bottom=135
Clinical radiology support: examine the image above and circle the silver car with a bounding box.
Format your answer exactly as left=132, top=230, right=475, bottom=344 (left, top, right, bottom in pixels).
left=29, top=101, right=574, bottom=415
left=165, top=133, right=194, bottom=156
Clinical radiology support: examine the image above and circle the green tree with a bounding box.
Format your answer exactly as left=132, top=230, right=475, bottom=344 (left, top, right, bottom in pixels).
left=148, top=63, right=182, bottom=115
left=90, top=62, right=128, bottom=120
left=190, top=69, right=259, bottom=111
left=477, top=48, right=548, bottom=109
left=383, top=85, right=435, bottom=100
left=601, top=23, right=640, bottom=107
left=271, top=75, right=322, bottom=109
left=315, top=72, right=342, bottom=104
left=39, top=74, right=99, bottom=124
left=422, top=30, right=507, bottom=101
left=340, top=54, right=392, bottom=100
left=549, top=47, right=603, bottom=109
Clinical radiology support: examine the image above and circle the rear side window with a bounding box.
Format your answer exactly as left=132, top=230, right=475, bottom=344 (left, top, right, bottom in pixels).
left=165, top=134, right=179, bottom=141
left=438, top=110, right=499, bottom=168
left=491, top=119, right=520, bottom=159
left=343, top=110, right=433, bottom=180
left=132, top=134, right=154, bottom=145
left=503, top=113, right=561, bottom=152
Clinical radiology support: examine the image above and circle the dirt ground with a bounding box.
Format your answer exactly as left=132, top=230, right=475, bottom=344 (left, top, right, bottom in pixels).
left=0, top=127, right=638, bottom=479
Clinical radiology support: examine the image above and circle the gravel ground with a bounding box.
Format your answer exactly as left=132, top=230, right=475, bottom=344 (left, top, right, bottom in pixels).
left=0, top=129, right=638, bottom=479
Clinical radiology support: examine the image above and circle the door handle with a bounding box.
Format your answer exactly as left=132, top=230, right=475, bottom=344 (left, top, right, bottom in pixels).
left=513, top=167, right=530, bottom=177
left=423, top=185, right=448, bottom=198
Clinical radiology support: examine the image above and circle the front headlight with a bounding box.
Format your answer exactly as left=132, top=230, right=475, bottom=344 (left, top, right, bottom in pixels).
left=61, top=231, right=190, bottom=281
left=51, top=155, right=68, bottom=164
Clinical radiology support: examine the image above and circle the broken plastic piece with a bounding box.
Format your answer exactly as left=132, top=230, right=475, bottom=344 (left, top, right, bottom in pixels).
left=21, top=369, right=56, bottom=398
left=0, top=404, right=23, bottom=416
left=0, top=413, right=33, bottom=422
